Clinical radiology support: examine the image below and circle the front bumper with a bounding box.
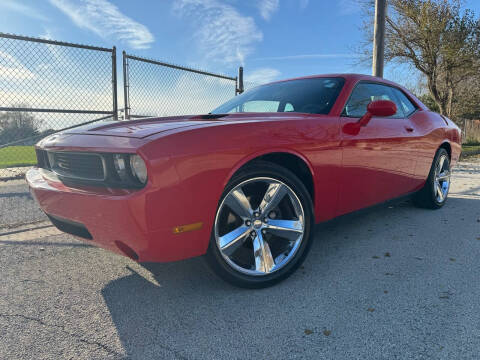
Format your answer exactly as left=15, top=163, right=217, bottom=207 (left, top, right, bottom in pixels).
left=26, top=167, right=208, bottom=262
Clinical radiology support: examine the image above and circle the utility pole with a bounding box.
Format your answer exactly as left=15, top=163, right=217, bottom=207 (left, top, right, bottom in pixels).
left=236, top=66, right=244, bottom=95
left=372, top=0, right=387, bottom=77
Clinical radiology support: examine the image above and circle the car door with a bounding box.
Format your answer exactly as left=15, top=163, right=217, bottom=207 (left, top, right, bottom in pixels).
left=338, top=82, right=417, bottom=215
left=388, top=86, right=429, bottom=188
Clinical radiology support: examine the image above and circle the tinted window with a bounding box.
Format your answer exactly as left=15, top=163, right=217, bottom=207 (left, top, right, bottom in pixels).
left=344, top=83, right=404, bottom=118
left=211, top=77, right=345, bottom=115
left=241, top=100, right=280, bottom=112
left=391, top=88, right=417, bottom=116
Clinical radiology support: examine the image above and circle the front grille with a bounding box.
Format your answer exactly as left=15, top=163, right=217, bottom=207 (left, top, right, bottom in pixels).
left=36, top=149, right=49, bottom=168
left=50, top=152, right=105, bottom=181
left=35, top=150, right=145, bottom=188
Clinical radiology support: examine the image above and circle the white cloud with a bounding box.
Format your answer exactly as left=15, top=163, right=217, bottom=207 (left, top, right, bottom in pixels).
left=38, top=30, right=71, bottom=69
left=49, top=0, right=154, bottom=49
left=245, top=68, right=280, bottom=85
left=253, top=53, right=360, bottom=61
left=173, top=0, right=263, bottom=65
left=0, top=51, right=36, bottom=80
left=0, top=0, right=50, bottom=22
left=257, top=0, right=279, bottom=21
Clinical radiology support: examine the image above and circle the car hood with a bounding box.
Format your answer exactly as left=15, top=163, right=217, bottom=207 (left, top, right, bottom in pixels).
left=63, top=115, right=222, bottom=139
left=63, top=113, right=311, bottom=139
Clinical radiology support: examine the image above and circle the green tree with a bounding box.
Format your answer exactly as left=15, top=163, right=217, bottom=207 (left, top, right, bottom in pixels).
left=361, top=0, right=480, bottom=120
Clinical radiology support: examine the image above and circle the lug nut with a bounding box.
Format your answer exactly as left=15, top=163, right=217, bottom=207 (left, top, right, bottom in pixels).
left=246, top=220, right=251, bottom=226
left=250, top=231, right=256, bottom=237
left=254, top=212, right=260, bottom=217
left=269, top=211, right=276, bottom=219
left=262, top=229, right=267, bottom=235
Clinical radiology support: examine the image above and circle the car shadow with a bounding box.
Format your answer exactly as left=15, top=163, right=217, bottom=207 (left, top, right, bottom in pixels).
left=101, top=196, right=480, bottom=359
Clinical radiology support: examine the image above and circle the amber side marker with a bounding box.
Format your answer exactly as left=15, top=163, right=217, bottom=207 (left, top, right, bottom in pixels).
left=172, top=222, right=203, bottom=234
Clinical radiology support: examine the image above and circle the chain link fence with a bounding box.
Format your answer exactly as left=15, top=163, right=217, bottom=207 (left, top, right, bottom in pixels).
left=0, top=33, right=263, bottom=231
left=0, top=33, right=117, bottom=229
left=462, top=119, right=480, bottom=144
left=123, top=52, right=242, bottom=119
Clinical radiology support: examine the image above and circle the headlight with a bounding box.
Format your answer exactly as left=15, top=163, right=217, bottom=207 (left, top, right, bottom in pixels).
left=129, top=154, right=148, bottom=184
left=113, top=154, right=128, bottom=181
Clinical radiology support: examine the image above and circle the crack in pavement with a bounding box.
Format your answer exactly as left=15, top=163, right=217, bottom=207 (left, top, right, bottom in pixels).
left=0, top=313, right=122, bottom=358
left=0, top=313, right=190, bottom=360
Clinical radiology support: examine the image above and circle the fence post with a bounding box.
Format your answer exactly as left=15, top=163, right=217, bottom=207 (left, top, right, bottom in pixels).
left=112, top=46, right=118, bottom=120
left=236, top=66, right=244, bottom=95
left=122, top=51, right=130, bottom=120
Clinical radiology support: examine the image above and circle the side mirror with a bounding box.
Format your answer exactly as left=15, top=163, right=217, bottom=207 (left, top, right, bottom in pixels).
left=367, top=99, right=397, bottom=117
left=359, top=100, right=397, bottom=126
left=343, top=100, right=397, bottom=135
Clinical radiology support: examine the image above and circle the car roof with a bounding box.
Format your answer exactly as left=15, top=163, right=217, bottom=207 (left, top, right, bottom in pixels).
left=267, top=73, right=399, bottom=86
left=263, top=73, right=428, bottom=111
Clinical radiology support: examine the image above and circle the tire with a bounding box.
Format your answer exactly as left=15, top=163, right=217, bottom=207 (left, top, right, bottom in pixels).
left=413, top=148, right=451, bottom=209
left=205, top=161, right=314, bottom=288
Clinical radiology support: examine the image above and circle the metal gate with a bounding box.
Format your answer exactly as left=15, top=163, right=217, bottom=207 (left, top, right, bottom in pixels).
left=0, top=33, right=117, bottom=228
left=122, top=52, right=243, bottom=119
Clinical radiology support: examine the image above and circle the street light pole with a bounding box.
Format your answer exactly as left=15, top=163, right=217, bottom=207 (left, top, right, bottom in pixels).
left=372, top=0, right=387, bottom=77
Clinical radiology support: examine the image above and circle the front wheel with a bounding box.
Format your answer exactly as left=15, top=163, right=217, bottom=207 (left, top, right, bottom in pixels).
left=413, top=148, right=451, bottom=209
left=205, top=161, right=314, bottom=288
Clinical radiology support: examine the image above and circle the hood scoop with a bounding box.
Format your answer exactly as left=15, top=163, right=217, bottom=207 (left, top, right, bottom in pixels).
left=64, top=116, right=218, bottom=139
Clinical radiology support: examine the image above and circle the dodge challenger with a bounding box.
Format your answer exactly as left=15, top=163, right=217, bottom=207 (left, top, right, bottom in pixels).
left=27, top=74, right=461, bottom=288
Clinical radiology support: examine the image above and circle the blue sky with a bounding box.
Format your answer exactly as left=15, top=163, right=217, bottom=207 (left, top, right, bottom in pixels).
left=1, top=0, right=480, bottom=87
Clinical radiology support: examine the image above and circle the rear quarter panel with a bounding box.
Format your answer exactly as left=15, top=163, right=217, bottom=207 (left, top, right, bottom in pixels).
left=409, top=111, right=461, bottom=180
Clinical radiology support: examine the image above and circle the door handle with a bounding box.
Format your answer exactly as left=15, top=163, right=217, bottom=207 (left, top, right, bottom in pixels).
left=405, top=126, right=414, bottom=132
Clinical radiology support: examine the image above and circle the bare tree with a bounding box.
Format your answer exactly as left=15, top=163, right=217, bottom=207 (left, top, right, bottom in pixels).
left=361, top=0, right=480, bottom=120
left=0, top=106, right=43, bottom=145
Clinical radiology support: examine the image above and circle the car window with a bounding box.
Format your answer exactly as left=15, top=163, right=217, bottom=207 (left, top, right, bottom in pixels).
left=238, top=100, right=281, bottom=113
left=391, top=88, right=417, bottom=116
left=284, top=102, right=294, bottom=112
left=344, top=83, right=405, bottom=118
left=211, top=77, right=345, bottom=115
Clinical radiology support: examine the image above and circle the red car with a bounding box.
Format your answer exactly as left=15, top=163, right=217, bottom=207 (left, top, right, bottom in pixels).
left=27, top=74, right=461, bottom=288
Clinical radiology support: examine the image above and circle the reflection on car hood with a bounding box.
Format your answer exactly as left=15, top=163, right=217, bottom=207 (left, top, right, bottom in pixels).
left=63, top=113, right=312, bottom=139
left=63, top=116, right=218, bottom=139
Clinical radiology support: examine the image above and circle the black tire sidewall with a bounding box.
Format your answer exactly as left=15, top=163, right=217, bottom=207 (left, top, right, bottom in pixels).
left=206, top=161, right=314, bottom=288
left=418, top=148, right=450, bottom=209
left=430, top=149, right=450, bottom=207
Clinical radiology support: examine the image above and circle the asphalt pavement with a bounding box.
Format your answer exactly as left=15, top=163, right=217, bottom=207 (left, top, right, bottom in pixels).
left=0, top=178, right=47, bottom=227
left=1, top=158, right=479, bottom=359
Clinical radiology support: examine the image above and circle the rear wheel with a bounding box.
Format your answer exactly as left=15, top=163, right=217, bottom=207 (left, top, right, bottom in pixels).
left=205, top=161, right=314, bottom=288
left=413, top=148, right=451, bottom=209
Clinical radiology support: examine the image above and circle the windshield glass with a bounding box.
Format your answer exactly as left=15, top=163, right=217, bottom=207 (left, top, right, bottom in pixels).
left=211, top=77, right=345, bottom=115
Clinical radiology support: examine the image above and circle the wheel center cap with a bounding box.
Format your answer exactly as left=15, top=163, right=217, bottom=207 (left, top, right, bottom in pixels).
left=253, top=219, right=262, bottom=229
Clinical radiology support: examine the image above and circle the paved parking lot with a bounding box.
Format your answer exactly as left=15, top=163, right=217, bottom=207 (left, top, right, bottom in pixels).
left=0, top=166, right=47, bottom=227
left=1, top=158, right=479, bottom=359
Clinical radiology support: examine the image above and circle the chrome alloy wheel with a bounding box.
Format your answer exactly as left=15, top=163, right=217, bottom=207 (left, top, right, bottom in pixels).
left=214, top=177, right=305, bottom=276
left=434, top=154, right=450, bottom=203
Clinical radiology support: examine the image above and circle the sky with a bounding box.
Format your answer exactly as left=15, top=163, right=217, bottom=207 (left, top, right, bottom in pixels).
left=2, top=0, right=480, bottom=83
left=1, top=0, right=480, bottom=120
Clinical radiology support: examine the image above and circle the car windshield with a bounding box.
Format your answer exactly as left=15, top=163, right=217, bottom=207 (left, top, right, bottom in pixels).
left=211, top=77, right=345, bottom=115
